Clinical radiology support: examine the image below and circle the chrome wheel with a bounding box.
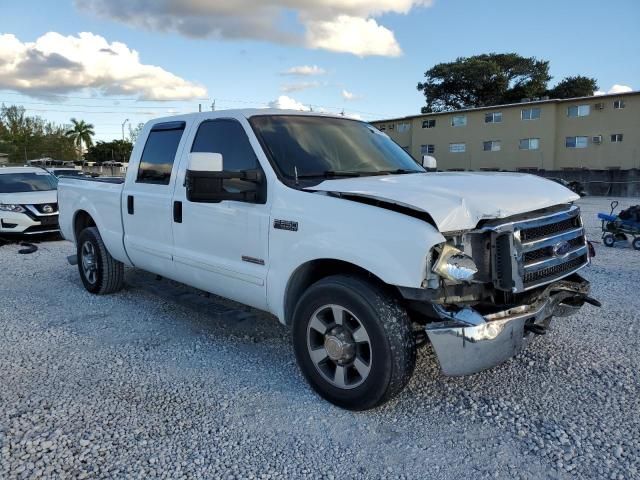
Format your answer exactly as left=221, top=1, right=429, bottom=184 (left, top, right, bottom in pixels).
left=81, top=241, right=98, bottom=285
left=306, top=304, right=372, bottom=389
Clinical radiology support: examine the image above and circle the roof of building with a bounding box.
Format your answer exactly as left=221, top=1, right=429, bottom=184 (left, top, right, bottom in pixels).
left=372, top=90, right=639, bottom=124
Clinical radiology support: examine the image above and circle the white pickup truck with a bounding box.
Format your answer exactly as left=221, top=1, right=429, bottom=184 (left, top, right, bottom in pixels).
left=58, top=110, right=597, bottom=410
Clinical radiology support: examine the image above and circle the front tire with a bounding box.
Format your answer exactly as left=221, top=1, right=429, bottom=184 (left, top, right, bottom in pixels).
left=633, top=238, right=640, bottom=251
left=292, top=275, right=416, bottom=410
left=77, top=227, right=124, bottom=294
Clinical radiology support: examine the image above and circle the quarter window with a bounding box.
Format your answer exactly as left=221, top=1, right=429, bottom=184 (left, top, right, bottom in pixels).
left=421, top=144, right=435, bottom=155
left=611, top=134, right=624, bottom=142
left=613, top=100, right=625, bottom=109
left=191, top=119, right=260, bottom=195
left=422, top=119, right=436, bottom=128
left=449, top=143, right=466, bottom=153
left=519, top=138, right=540, bottom=150
left=566, top=136, right=589, bottom=148
left=567, top=105, right=590, bottom=117
left=483, top=140, right=501, bottom=152
left=521, top=108, right=541, bottom=120
left=137, top=121, right=186, bottom=185
left=451, top=115, right=467, bottom=127
left=485, top=112, right=502, bottom=123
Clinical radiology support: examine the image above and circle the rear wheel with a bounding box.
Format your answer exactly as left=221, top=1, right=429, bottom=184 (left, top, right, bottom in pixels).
left=77, top=227, right=124, bottom=294
left=292, top=275, right=416, bottom=410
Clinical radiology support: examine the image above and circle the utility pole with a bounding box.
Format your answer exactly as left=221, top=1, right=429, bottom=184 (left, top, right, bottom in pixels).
left=211, top=100, right=216, bottom=111
left=198, top=104, right=202, bottom=112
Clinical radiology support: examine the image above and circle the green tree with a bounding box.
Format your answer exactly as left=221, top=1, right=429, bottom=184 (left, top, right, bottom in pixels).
left=65, top=118, right=95, bottom=160
left=84, top=139, right=133, bottom=164
left=547, top=75, right=598, bottom=99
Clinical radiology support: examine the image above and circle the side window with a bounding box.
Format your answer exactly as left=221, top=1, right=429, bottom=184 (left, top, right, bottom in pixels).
left=137, top=121, right=185, bottom=185
left=191, top=119, right=260, bottom=194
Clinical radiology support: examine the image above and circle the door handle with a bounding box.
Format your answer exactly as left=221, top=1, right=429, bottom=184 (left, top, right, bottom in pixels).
left=173, top=201, right=182, bottom=223
left=127, top=195, right=134, bottom=215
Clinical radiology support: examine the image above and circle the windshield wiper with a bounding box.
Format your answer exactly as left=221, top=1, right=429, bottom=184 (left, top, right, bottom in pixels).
left=295, top=170, right=363, bottom=179
left=375, top=169, right=422, bottom=175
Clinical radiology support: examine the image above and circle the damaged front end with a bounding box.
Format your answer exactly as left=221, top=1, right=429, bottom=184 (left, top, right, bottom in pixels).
left=402, top=204, right=598, bottom=376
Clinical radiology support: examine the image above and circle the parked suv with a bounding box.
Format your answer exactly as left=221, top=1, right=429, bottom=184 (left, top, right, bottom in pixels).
left=58, top=110, right=595, bottom=409
left=0, top=166, right=60, bottom=235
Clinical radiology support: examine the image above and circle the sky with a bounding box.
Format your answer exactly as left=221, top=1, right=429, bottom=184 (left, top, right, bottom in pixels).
left=0, top=0, right=638, bottom=142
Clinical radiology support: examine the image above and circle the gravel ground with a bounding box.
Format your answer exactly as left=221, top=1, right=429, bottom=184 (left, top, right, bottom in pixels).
left=1, top=196, right=639, bottom=479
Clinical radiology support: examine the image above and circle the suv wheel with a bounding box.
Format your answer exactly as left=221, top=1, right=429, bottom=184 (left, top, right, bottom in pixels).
left=292, top=275, right=416, bottom=410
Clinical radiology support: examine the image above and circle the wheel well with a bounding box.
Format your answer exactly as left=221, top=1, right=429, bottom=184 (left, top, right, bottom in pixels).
left=283, top=259, right=395, bottom=325
left=73, top=210, right=96, bottom=242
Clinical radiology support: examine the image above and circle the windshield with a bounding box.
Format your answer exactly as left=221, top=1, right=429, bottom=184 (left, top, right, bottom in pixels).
left=0, top=172, right=58, bottom=193
left=53, top=169, right=84, bottom=177
left=250, top=115, right=424, bottom=181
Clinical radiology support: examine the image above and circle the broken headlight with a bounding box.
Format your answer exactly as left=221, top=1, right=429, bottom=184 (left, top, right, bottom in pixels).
left=432, top=244, right=478, bottom=283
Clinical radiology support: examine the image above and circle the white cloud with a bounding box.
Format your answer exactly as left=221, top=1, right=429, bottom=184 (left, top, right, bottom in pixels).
left=268, top=95, right=311, bottom=111
left=595, top=84, right=633, bottom=96
left=282, top=65, right=326, bottom=76
left=281, top=82, right=321, bottom=93
left=0, top=32, right=207, bottom=100
left=76, top=0, right=434, bottom=57
left=341, top=89, right=361, bottom=101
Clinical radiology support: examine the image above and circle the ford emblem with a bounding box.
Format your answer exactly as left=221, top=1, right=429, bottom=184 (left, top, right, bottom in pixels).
left=553, top=241, right=571, bottom=256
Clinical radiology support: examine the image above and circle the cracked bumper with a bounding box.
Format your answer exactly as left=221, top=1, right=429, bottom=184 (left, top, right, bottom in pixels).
left=425, top=275, right=590, bottom=376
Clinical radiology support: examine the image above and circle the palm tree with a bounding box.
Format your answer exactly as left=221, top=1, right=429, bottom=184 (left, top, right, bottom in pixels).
left=65, top=118, right=95, bottom=160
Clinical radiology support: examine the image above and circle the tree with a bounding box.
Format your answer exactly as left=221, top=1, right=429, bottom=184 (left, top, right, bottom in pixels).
left=65, top=118, right=95, bottom=160
left=84, top=139, right=133, bottom=164
left=0, top=104, right=76, bottom=163
left=417, top=53, right=551, bottom=112
left=128, top=122, right=145, bottom=144
left=547, top=75, right=598, bottom=99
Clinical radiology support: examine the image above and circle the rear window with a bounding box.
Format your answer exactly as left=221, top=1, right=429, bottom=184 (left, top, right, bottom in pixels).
left=136, top=121, right=186, bottom=185
left=0, top=172, right=58, bottom=193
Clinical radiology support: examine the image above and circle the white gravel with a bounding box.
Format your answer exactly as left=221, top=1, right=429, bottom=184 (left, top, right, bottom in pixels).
left=1, top=196, right=639, bottom=479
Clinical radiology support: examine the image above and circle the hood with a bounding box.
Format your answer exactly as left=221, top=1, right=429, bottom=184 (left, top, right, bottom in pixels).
left=0, top=189, right=58, bottom=205
left=307, top=172, right=579, bottom=232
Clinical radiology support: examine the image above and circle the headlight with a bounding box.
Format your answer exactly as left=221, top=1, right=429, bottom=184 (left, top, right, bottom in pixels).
left=0, top=204, right=26, bottom=213
left=432, top=244, right=478, bottom=283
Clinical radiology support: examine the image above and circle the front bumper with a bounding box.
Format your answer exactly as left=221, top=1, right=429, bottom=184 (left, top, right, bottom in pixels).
left=425, top=274, right=591, bottom=376
left=0, top=210, right=59, bottom=235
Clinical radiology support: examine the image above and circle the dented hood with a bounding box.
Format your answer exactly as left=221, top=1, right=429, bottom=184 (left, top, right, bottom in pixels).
left=308, top=172, right=579, bottom=232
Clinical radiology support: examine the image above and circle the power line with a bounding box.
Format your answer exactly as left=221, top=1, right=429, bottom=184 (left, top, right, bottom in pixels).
left=0, top=99, right=183, bottom=109
left=0, top=90, right=208, bottom=102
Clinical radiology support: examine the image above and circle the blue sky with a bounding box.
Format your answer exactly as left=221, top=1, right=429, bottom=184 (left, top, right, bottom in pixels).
left=0, top=0, right=638, bottom=141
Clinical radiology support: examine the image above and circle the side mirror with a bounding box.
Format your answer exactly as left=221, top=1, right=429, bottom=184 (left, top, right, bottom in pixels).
left=185, top=152, right=264, bottom=204
left=422, top=155, right=437, bottom=171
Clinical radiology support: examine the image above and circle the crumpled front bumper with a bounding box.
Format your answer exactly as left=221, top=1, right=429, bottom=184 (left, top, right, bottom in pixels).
left=425, top=275, right=591, bottom=376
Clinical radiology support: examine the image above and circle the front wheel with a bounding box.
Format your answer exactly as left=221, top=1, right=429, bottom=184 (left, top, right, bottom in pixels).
left=77, top=227, right=124, bottom=294
left=292, top=275, right=416, bottom=410
left=633, top=238, right=640, bottom=251
left=603, top=234, right=616, bottom=247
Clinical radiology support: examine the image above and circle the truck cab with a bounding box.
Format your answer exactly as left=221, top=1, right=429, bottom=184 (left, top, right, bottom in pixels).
left=58, top=110, right=595, bottom=410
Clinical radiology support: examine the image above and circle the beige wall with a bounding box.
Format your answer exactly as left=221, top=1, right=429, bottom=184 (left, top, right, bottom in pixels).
left=374, top=92, right=640, bottom=171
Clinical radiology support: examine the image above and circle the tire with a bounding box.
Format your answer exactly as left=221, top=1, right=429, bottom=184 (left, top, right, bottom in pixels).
left=77, top=227, right=124, bottom=294
left=603, top=234, right=615, bottom=247
left=292, top=275, right=416, bottom=410
left=633, top=238, right=640, bottom=251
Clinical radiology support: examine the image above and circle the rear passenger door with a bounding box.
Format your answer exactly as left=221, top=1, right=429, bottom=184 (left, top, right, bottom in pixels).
left=122, top=121, right=188, bottom=276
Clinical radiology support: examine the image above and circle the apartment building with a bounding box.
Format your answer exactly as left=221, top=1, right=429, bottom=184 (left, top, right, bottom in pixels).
left=372, top=91, right=639, bottom=171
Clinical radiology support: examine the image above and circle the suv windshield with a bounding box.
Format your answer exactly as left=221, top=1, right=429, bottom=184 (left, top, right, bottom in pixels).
left=0, top=172, right=58, bottom=193
left=250, top=115, right=423, bottom=182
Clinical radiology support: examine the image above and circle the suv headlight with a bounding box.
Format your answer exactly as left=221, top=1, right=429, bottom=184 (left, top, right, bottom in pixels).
left=0, top=204, right=26, bottom=213
left=432, top=244, right=478, bottom=283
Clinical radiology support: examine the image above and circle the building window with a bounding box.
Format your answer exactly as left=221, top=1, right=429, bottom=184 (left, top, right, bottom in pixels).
left=521, top=108, right=541, bottom=120
left=422, top=119, right=436, bottom=128
left=451, top=115, right=467, bottom=127
left=485, top=112, right=502, bottom=123
left=388, top=124, right=395, bottom=130
left=483, top=140, right=501, bottom=151
left=449, top=143, right=466, bottom=153
left=611, top=134, right=624, bottom=142
left=397, top=122, right=410, bottom=133
left=613, top=100, right=625, bottom=109
left=567, top=105, right=590, bottom=117
left=566, top=136, right=589, bottom=148
left=519, top=138, right=540, bottom=150
left=421, top=144, right=435, bottom=155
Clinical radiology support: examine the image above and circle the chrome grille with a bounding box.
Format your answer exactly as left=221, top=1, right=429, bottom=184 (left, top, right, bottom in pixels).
left=487, top=205, right=589, bottom=292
